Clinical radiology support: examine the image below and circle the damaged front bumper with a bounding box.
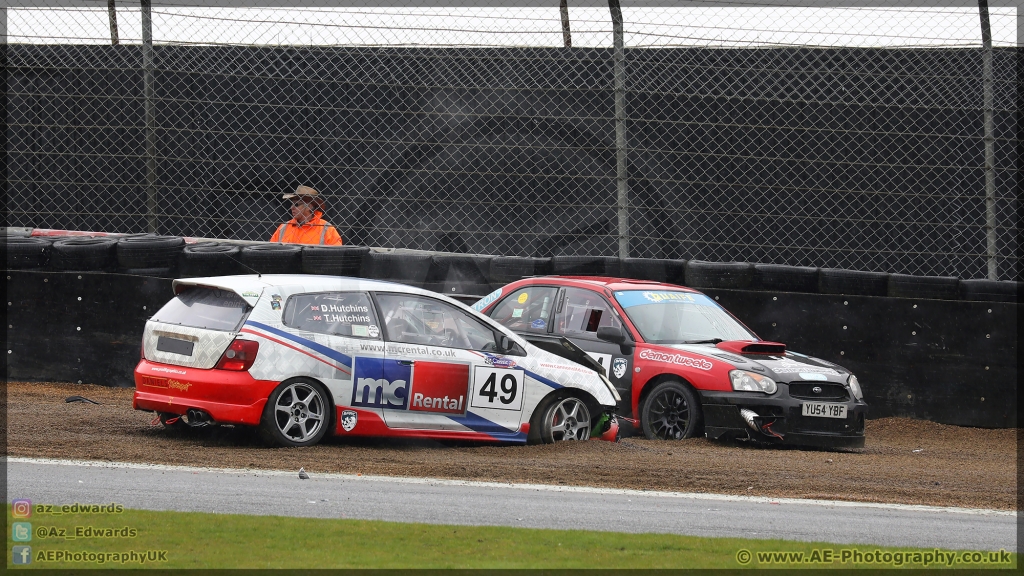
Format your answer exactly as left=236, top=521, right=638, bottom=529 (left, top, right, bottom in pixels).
left=700, top=389, right=867, bottom=449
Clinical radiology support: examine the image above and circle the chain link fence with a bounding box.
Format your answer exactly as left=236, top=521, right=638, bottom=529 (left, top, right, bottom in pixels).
left=5, top=1, right=1019, bottom=280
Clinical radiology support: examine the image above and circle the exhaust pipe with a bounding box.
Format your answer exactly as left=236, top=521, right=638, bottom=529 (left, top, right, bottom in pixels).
left=184, top=408, right=213, bottom=428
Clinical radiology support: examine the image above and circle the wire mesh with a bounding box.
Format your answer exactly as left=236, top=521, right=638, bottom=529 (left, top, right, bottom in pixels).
left=4, top=2, right=1019, bottom=280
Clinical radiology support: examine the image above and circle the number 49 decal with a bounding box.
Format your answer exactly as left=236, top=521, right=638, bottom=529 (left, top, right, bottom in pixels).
left=471, top=367, right=525, bottom=411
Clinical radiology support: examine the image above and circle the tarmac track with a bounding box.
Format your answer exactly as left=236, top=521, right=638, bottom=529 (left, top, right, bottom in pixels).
left=7, top=458, right=1017, bottom=553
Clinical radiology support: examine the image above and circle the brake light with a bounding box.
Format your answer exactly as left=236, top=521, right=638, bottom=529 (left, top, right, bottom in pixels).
left=215, top=339, right=259, bottom=371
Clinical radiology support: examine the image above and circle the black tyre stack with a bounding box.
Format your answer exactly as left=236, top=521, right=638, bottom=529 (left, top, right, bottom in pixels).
left=489, top=256, right=552, bottom=287
left=301, top=245, right=370, bottom=277
left=620, top=258, right=686, bottom=284
left=551, top=255, right=621, bottom=277
left=3, top=237, right=53, bottom=269
left=179, top=242, right=242, bottom=278
left=117, top=234, right=186, bottom=277
left=684, top=260, right=754, bottom=289
left=50, top=237, right=120, bottom=271
left=239, top=244, right=303, bottom=275
left=958, top=279, right=1019, bottom=303
left=752, top=264, right=819, bottom=293
left=361, top=251, right=433, bottom=288
left=818, top=269, right=889, bottom=296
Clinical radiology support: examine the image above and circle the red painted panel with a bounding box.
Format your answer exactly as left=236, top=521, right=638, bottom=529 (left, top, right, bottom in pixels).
left=408, top=361, right=470, bottom=415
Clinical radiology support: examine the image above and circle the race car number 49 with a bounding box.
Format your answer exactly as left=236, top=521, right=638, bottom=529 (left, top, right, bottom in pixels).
left=802, top=402, right=847, bottom=419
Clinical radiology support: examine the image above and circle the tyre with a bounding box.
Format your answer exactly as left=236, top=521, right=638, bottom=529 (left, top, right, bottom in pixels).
left=753, top=264, right=819, bottom=293
left=3, top=237, right=52, bottom=269
left=179, top=242, right=241, bottom=277
left=425, top=254, right=493, bottom=296
left=301, top=245, right=370, bottom=277
left=818, top=268, right=888, bottom=297
left=258, top=380, right=332, bottom=447
left=685, top=260, right=754, bottom=289
left=531, top=394, right=592, bottom=443
left=240, top=244, right=303, bottom=275
left=887, top=274, right=958, bottom=300
left=620, top=258, right=687, bottom=284
left=489, top=256, right=552, bottom=284
left=50, top=237, right=118, bottom=271
left=640, top=381, right=703, bottom=440
left=959, top=279, right=1019, bottom=303
left=361, top=251, right=433, bottom=287
left=116, top=234, right=185, bottom=269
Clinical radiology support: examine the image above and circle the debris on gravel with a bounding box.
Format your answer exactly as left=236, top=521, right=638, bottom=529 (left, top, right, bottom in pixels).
left=6, top=382, right=1017, bottom=510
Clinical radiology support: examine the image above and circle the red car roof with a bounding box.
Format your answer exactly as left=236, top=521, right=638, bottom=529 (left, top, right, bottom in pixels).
left=525, top=276, right=700, bottom=293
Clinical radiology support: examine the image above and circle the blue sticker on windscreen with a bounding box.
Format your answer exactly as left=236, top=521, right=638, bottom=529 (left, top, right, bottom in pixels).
left=530, top=318, right=547, bottom=329
left=614, top=290, right=717, bottom=308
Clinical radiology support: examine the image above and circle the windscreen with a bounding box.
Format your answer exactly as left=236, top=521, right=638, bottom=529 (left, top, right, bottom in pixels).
left=151, top=287, right=251, bottom=331
left=613, top=290, right=756, bottom=344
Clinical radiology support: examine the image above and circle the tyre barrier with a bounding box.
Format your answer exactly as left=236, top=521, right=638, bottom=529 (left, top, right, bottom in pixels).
left=3, top=237, right=52, bottom=269
left=301, top=245, right=370, bottom=277
left=50, top=237, right=119, bottom=271
left=819, top=268, right=889, bottom=297
left=239, top=244, right=303, bottom=275
left=753, top=264, right=819, bottom=293
left=621, top=257, right=686, bottom=284
left=887, top=273, right=959, bottom=300
left=489, top=256, right=552, bottom=284
left=178, top=242, right=242, bottom=278
left=551, top=255, right=621, bottom=277
left=685, top=260, right=754, bottom=289
left=116, top=234, right=185, bottom=270
left=425, top=254, right=494, bottom=296
left=959, top=279, right=1019, bottom=303
left=361, top=251, right=433, bottom=288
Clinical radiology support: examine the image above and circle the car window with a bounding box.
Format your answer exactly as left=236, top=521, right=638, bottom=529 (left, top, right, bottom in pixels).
left=553, top=287, right=621, bottom=339
left=488, top=286, right=558, bottom=333
left=375, top=293, right=498, bottom=352
left=151, top=287, right=251, bottom=331
left=282, top=292, right=380, bottom=339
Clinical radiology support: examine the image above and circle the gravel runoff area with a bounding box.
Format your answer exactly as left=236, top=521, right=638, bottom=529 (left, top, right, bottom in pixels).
left=5, top=382, right=1018, bottom=511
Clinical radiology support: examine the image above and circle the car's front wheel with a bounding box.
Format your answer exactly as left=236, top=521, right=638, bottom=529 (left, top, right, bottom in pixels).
left=640, top=381, right=702, bottom=440
left=534, top=395, right=592, bottom=443
left=259, top=380, right=331, bottom=447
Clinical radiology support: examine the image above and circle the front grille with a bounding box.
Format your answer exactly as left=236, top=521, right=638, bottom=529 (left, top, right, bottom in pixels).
left=788, top=382, right=849, bottom=401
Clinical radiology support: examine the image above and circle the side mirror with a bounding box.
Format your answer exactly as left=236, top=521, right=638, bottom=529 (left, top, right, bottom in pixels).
left=597, top=326, right=634, bottom=356
left=596, top=326, right=627, bottom=345
left=498, top=334, right=512, bottom=353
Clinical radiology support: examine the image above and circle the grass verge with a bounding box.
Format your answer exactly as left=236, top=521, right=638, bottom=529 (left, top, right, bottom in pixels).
left=6, top=505, right=1016, bottom=569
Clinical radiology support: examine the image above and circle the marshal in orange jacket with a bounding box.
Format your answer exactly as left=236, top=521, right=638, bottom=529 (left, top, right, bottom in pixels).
left=270, top=211, right=342, bottom=245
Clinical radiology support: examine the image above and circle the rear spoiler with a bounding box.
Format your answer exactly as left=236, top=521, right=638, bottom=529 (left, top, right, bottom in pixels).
left=171, top=278, right=264, bottom=307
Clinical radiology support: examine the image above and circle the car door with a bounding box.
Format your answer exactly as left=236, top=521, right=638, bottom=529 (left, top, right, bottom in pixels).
left=552, top=287, right=634, bottom=409
left=373, top=292, right=523, bottom=433
left=280, top=291, right=385, bottom=428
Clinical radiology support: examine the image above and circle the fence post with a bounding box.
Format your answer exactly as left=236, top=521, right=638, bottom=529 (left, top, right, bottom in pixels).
left=978, top=0, right=997, bottom=280
left=609, top=0, right=628, bottom=258
left=108, top=0, right=119, bottom=45
left=141, top=0, right=158, bottom=233
left=560, top=0, right=572, bottom=48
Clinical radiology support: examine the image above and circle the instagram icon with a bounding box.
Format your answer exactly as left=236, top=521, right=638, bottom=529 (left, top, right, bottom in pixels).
left=12, top=499, right=32, bottom=518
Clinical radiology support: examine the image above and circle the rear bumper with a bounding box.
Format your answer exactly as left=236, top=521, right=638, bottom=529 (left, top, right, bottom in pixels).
left=133, top=360, right=278, bottom=426
left=700, top=390, right=867, bottom=449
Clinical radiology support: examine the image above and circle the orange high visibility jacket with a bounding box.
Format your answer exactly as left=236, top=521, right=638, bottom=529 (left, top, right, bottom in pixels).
left=270, top=211, right=343, bottom=245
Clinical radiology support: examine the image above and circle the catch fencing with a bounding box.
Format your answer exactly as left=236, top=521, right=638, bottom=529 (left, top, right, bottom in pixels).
left=4, top=2, right=1019, bottom=280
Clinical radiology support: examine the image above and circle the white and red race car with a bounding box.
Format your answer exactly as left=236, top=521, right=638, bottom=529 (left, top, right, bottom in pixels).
left=133, top=275, right=620, bottom=446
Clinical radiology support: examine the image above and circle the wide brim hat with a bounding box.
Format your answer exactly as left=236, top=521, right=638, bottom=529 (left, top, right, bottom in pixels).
left=282, top=185, right=326, bottom=209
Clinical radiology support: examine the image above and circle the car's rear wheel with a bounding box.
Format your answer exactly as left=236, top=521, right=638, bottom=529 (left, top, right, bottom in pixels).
left=641, top=381, right=702, bottom=440
left=535, top=395, right=592, bottom=443
left=259, top=380, right=331, bottom=447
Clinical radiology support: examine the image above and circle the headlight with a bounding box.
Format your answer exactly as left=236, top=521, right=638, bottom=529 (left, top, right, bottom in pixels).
left=848, top=374, right=863, bottom=400
left=729, top=370, right=777, bottom=394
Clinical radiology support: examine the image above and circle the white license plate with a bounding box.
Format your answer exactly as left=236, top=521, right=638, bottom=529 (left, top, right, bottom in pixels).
left=802, top=402, right=847, bottom=419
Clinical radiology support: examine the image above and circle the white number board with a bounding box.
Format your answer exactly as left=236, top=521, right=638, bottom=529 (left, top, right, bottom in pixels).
left=471, top=367, right=525, bottom=411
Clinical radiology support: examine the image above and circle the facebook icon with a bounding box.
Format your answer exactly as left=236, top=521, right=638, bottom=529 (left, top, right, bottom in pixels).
left=12, top=546, right=32, bottom=565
